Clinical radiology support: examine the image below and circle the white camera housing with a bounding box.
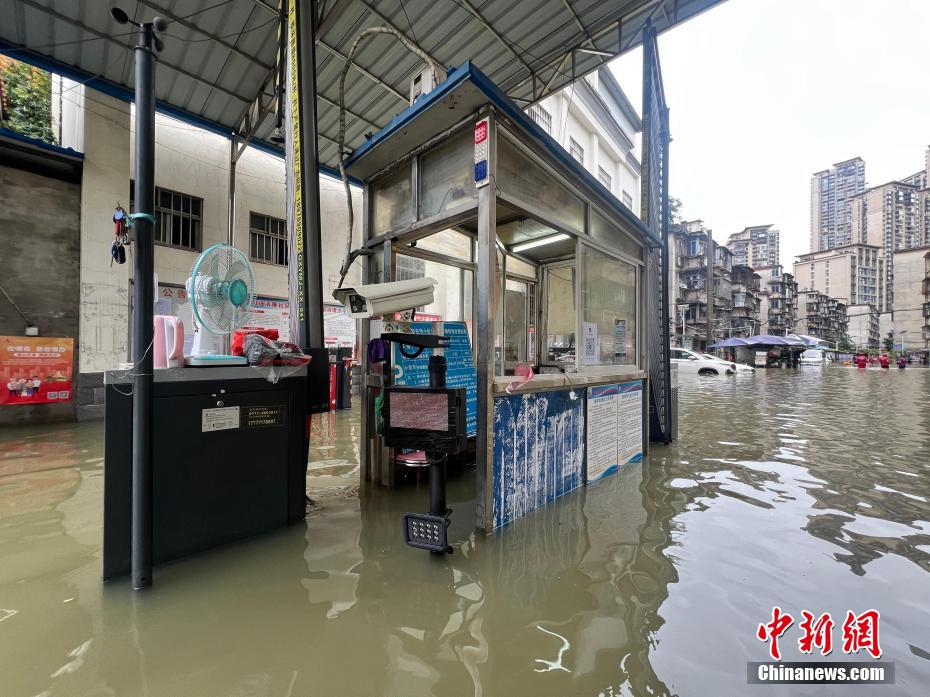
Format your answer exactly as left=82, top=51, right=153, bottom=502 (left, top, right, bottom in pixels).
left=333, top=278, right=438, bottom=319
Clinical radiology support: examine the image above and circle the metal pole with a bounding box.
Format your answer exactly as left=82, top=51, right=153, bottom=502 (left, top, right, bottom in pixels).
left=291, top=0, right=324, bottom=349
left=427, top=355, right=447, bottom=518
left=131, top=22, right=156, bottom=591
left=475, top=110, right=497, bottom=532
left=228, top=136, right=236, bottom=246
left=706, top=229, right=713, bottom=351
left=224, top=136, right=237, bottom=355
left=659, top=106, right=672, bottom=443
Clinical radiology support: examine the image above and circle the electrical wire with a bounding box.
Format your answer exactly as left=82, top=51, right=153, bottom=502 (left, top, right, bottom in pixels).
left=108, top=338, right=155, bottom=396
left=397, top=0, right=419, bottom=44
left=335, top=26, right=444, bottom=289
left=162, top=15, right=277, bottom=43
left=176, top=0, right=238, bottom=21
left=0, top=32, right=136, bottom=55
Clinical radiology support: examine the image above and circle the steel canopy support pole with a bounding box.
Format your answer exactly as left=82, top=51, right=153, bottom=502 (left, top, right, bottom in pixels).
left=660, top=106, right=673, bottom=444
left=288, top=0, right=324, bottom=350
left=131, top=22, right=156, bottom=591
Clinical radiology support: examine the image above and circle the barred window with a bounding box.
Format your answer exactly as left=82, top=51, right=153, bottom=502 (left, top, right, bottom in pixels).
left=527, top=104, right=552, bottom=134
left=249, top=212, right=288, bottom=266
left=597, top=166, right=612, bottom=191
left=129, top=181, right=202, bottom=251
left=395, top=254, right=425, bottom=281
left=569, top=137, right=584, bottom=164
left=622, top=190, right=633, bottom=209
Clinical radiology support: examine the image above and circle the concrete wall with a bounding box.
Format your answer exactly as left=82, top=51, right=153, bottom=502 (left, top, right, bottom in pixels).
left=0, top=164, right=81, bottom=425
left=846, top=304, right=878, bottom=349
left=77, top=91, right=131, bottom=420
left=891, top=246, right=930, bottom=351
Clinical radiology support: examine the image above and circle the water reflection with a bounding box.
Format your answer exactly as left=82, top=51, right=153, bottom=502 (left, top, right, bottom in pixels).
left=0, top=369, right=928, bottom=695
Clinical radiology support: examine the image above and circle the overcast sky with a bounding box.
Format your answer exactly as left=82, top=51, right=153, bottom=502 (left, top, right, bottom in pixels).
left=610, top=0, right=930, bottom=268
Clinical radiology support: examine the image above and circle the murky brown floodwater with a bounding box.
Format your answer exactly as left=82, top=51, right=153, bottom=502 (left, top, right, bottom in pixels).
left=1, top=367, right=929, bottom=696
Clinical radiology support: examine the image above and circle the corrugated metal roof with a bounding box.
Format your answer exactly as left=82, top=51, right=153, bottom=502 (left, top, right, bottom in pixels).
left=0, top=0, right=724, bottom=165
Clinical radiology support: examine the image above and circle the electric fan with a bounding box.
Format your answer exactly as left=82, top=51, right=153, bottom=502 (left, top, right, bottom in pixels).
left=185, top=243, right=255, bottom=366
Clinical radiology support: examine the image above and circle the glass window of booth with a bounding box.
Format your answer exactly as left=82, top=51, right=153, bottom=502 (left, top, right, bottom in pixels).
left=496, top=135, right=585, bottom=234
left=502, top=277, right=537, bottom=370
left=589, top=208, right=643, bottom=262
left=395, top=253, right=469, bottom=321
left=371, top=166, right=412, bottom=235
left=418, top=130, right=478, bottom=219
left=415, top=229, right=473, bottom=258
left=581, top=245, right=637, bottom=367
left=542, top=264, right=576, bottom=366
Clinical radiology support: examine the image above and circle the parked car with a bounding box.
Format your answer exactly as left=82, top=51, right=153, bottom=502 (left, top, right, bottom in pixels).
left=670, top=347, right=735, bottom=375
left=800, top=349, right=830, bottom=365
left=701, top=353, right=755, bottom=373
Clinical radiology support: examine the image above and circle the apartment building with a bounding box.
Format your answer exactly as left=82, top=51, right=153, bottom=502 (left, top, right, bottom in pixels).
left=845, top=303, right=880, bottom=350
left=669, top=220, right=712, bottom=349
left=890, top=245, right=930, bottom=352
left=756, top=265, right=798, bottom=336
left=796, top=290, right=848, bottom=345
left=793, top=244, right=883, bottom=311
left=527, top=68, right=641, bottom=214
left=849, top=180, right=924, bottom=309
left=726, top=224, right=780, bottom=268
left=810, top=157, right=866, bottom=252
left=669, top=220, right=752, bottom=349
left=729, top=264, right=762, bottom=337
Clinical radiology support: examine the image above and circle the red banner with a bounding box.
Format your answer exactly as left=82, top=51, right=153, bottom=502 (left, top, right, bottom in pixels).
left=1, top=336, right=74, bottom=405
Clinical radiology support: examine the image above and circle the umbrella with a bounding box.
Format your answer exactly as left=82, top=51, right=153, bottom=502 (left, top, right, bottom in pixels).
left=707, top=338, right=749, bottom=348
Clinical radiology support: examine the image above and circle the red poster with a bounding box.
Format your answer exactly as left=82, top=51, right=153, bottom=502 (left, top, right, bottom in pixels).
left=1, top=336, right=74, bottom=405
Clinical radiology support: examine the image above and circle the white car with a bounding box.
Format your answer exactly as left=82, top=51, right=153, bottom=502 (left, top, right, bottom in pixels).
left=701, top=353, right=755, bottom=373
left=800, top=349, right=830, bottom=365
left=670, top=347, right=735, bottom=376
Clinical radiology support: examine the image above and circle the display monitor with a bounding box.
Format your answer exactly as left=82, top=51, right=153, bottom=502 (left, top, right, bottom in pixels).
left=382, top=387, right=466, bottom=454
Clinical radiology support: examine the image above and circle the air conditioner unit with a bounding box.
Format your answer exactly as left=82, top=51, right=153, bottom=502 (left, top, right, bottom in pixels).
left=409, top=65, right=447, bottom=105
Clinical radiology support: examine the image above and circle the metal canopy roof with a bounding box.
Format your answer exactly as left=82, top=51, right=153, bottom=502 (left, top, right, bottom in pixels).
left=0, top=0, right=723, bottom=166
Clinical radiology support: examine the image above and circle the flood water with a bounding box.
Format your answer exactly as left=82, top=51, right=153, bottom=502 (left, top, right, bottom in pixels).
left=1, top=367, right=929, bottom=696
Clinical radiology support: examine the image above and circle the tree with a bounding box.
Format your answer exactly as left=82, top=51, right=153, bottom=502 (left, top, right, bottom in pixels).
left=883, top=332, right=895, bottom=353
left=0, top=58, right=55, bottom=144
left=669, top=196, right=683, bottom=224
left=837, top=337, right=855, bottom=353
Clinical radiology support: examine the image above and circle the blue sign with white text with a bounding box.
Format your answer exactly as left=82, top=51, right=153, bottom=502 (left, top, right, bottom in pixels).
left=391, top=321, right=477, bottom=436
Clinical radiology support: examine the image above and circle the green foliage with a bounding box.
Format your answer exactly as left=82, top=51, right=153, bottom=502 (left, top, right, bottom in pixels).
left=883, top=332, right=894, bottom=353
left=837, top=337, right=855, bottom=353
left=0, top=59, right=56, bottom=144
left=669, top=196, right=683, bottom=224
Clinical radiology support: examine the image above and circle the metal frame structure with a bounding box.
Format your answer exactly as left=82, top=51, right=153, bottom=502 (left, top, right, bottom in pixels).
left=344, top=63, right=658, bottom=530
left=0, top=0, right=697, bottom=581
left=0, top=0, right=723, bottom=168
left=640, top=22, right=673, bottom=444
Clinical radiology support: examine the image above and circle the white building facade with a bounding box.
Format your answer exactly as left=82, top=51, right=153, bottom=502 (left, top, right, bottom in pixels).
left=526, top=68, right=641, bottom=216
left=5, top=80, right=361, bottom=420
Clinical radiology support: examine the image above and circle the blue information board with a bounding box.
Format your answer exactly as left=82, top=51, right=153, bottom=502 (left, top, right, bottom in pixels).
left=390, top=321, right=477, bottom=436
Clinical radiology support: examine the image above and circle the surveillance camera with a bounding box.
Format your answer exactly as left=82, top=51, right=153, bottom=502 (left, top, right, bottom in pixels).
left=333, top=278, right=437, bottom=319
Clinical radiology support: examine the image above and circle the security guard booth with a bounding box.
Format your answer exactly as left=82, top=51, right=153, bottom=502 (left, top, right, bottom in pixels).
left=345, top=63, right=663, bottom=532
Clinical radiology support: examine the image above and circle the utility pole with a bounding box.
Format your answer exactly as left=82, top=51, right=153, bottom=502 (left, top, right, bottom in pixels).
left=706, top=229, right=714, bottom=350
